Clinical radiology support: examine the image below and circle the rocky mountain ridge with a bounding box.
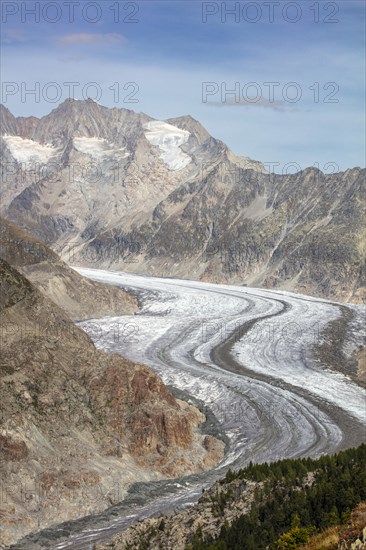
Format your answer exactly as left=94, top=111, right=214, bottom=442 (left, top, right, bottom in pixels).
left=1, top=100, right=365, bottom=303
left=0, top=216, right=137, bottom=319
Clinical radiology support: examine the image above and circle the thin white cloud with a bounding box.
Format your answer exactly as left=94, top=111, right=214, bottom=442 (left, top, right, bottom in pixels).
left=1, top=29, right=28, bottom=44
left=59, top=33, right=126, bottom=46
left=206, top=97, right=285, bottom=111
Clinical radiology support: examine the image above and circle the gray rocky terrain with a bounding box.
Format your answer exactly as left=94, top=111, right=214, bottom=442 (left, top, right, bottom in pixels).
left=4, top=100, right=364, bottom=303
left=0, top=216, right=137, bottom=320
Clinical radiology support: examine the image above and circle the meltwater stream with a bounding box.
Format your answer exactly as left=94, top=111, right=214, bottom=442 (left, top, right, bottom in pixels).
left=15, top=270, right=366, bottom=549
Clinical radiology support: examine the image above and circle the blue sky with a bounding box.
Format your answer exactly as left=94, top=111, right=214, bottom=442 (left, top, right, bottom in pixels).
left=1, top=0, right=365, bottom=171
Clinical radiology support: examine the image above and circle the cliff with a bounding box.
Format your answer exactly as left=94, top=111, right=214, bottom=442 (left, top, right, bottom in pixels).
left=0, top=260, right=224, bottom=547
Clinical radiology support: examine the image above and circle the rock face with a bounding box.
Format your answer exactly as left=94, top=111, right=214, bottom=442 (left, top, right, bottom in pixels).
left=1, top=99, right=365, bottom=303
left=0, top=217, right=137, bottom=319
left=0, top=260, right=224, bottom=547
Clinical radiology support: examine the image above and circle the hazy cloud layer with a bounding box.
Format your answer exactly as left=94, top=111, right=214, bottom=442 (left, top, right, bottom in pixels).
left=59, top=33, right=126, bottom=45
left=206, top=97, right=286, bottom=111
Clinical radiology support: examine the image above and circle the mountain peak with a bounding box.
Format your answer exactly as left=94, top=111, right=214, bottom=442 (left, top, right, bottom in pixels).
left=166, top=114, right=211, bottom=145
left=0, top=104, right=18, bottom=134
left=47, top=97, right=103, bottom=116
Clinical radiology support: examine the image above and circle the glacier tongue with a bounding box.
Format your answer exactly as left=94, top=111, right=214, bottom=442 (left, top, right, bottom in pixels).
left=144, top=120, right=191, bottom=170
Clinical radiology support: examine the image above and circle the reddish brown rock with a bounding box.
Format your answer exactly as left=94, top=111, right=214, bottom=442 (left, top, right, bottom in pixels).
left=0, top=260, right=224, bottom=547
left=0, top=434, right=28, bottom=461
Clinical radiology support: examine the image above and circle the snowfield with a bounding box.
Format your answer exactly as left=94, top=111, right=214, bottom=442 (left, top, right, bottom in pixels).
left=144, top=120, right=192, bottom=170
left=2, top=135, right=57, bottom=164
left=53, top=269, right=365, bottom=549
left=73, top=136, right=129, bottom=161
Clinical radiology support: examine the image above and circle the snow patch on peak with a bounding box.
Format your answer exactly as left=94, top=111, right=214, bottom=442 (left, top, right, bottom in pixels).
left=2, top=135, right=57, bottom=165
left=144, top=120, right=191, bottom=170
left=73, top=137, right=128, bottom=161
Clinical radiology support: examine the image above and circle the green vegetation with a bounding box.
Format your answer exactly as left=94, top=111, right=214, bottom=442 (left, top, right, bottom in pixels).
left=276, top=515, right=315, bottom=549
left=186, top=444, right=366, bottom=550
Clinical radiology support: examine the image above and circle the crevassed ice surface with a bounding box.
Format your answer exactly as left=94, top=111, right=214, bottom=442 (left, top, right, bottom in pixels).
left=77, top=269, right=366, bottom=451
left=49, top=268, right=365, bottom=550
left=144, top=120, right=191, bottom=170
